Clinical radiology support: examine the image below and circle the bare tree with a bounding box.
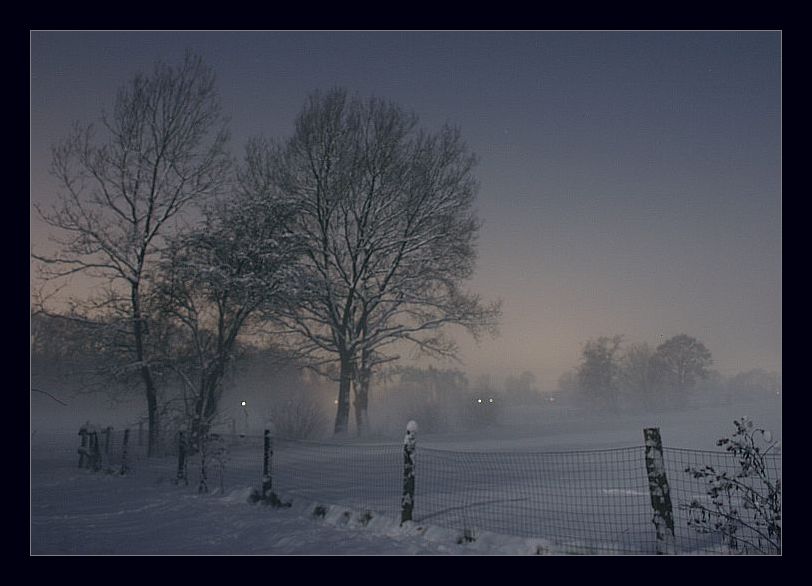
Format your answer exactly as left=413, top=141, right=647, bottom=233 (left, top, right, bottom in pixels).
left=32, top=53, right=230, bottom=455
left=151, top=155, right=302, bottom=447
left=255, top=88, right=500, bottom=435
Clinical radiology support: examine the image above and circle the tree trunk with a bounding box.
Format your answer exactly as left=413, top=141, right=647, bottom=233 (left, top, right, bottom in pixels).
left=131, top=283, right=160, bottom=456
left=353, top=367, right=370, bottom=436
left=334, top=354, right=353, bottom=435
left=144, top=371, right=160, bottom=456
left=191, top=376, right=219, bottom=451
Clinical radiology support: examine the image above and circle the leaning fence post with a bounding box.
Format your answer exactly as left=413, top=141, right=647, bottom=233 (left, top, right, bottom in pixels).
left=401, top=420, right=418, bottom=525
left=643, top=427, right=676, bottom=554
left=176, top=427, right=188, bottom=486
left=120, top=428, right=130, bottom=475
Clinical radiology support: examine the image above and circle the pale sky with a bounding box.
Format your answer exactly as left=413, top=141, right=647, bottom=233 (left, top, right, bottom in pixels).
left=30, top=31, right=781, bottom=388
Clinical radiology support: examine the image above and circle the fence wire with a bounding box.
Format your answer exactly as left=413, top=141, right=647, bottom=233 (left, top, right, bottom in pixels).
left=32, top=427, right=781, bottom=555
left=272, top=438, right=403, bottom=518
left=416, top=446, right=652, bottom=553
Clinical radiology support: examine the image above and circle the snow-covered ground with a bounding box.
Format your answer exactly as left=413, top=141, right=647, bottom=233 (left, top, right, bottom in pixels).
left=30, top=397, right=781, bottom=555
left=30, top=445, right=564, bottom=555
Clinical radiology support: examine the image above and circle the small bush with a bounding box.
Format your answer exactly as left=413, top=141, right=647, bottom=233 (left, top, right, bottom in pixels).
left=681, top=417, right=781, bottom=554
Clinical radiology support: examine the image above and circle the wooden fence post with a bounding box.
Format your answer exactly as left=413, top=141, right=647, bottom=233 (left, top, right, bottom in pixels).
left=198, top=433, right=209, bottom=494
left=262, top=426, right=273, bottom=501
left=401, top=420, right=418, bottom=525
left=644, top=427, right=676, bottom=554
left=176, top=429, right=188, bottom=486
left=77, top=425, right=89, bottom=469
left=120, top=428, right=130, bottom=475
left=103, top=426, right=112, bottom=456
left=253, top=420, right=289, bottom=507
left=90, top=430, right=102, bottom=471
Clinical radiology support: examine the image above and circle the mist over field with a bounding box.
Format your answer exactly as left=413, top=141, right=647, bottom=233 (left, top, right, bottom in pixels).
left=31, top=349, right=781, bottom=452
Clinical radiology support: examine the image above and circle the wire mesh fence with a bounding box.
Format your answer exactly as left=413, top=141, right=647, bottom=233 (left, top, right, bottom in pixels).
left=272, top=438, right=403, bottom=517
left=416, top=446, right=653, bottom=553
left=31, top=424, right=781, bottom=555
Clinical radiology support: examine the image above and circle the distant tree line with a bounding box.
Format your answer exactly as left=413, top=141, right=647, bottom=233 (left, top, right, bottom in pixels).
left=557, top=334, right=780, bottom=412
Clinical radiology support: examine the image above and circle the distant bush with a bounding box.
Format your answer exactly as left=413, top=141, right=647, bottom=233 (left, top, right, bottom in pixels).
left=271, top=392, right=330, bottom=439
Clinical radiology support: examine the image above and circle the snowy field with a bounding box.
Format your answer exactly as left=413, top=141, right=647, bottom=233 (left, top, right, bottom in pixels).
left=30, top=397, right=781, bottom=555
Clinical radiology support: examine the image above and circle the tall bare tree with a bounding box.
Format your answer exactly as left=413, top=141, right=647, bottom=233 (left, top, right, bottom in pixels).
left=32, top=53, right=230, bottom=455
left=255, top=88, right=499, bottom=435
left=151, top=150, right=303, bottom=446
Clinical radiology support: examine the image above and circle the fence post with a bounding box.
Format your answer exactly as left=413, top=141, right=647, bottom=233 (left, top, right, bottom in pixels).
left=77, top=424, right=89, bottom=468
left=401, top=420, right=418, bottom=525
left=90, top=430, right=102, bottom=472
left=103, top=426, right=112, bottom=456
left=198, top=433, right=209, bottom=494
left=120, top=428, right=130, bottom=475
left=176, top=428, right=188, bottom=486
left=138, top=421, right=144, bottom=447
left=643, top=427, right=676, bottom=554
left=262, top=425, right=273, bottom=501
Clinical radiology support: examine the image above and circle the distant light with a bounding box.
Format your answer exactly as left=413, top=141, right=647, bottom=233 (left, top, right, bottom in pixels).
left=241, top=401, right=246, bottom=407
left=334, top=399, right=339, bottom=405
left=549, top=397, right=556, bottom=402
left=488, top=398, right=494, bottom=403
left=477, top=398, right=482, bottom=404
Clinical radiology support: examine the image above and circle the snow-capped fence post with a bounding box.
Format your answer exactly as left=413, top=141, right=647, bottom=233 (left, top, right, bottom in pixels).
left=261, top=424, right=273, bottom=501
left=643, top=427, right=676, bottom=554
left=77, top=424, right=89, bottom=469
left=176, top=428, right=188, bottom=486
left=249, top=419, right=290, bottom=507
left=401, top=420, right=418, bottom=525
left=120, top=428, right=130, bottom=475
